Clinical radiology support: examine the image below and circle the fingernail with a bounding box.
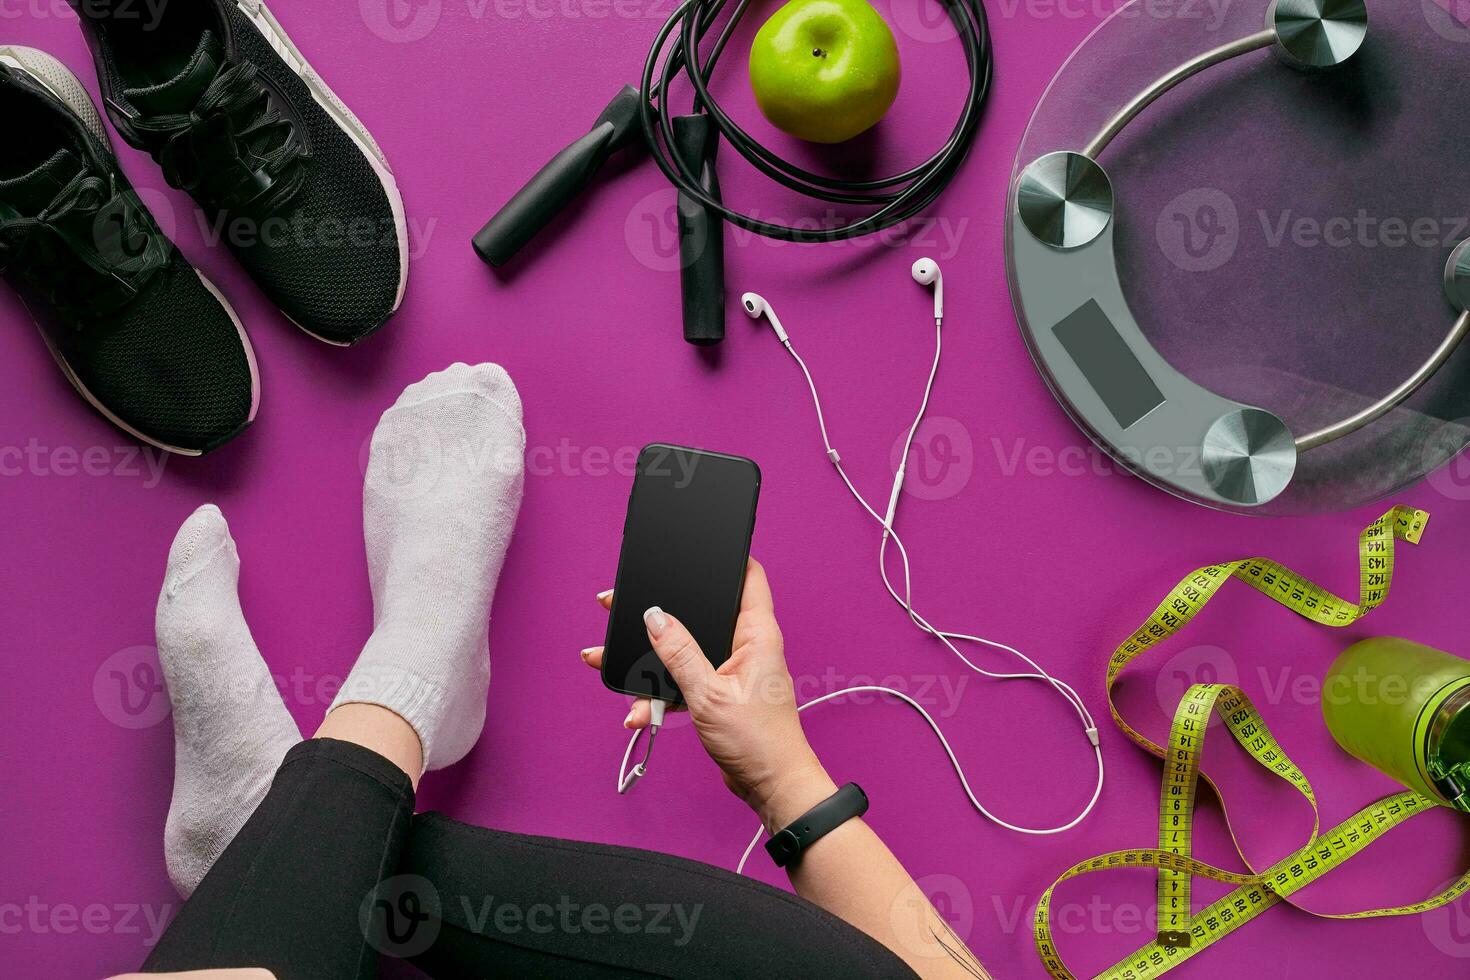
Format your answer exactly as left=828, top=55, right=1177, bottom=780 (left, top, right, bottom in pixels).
left=580, top=648, right=597, bottom=662
left=623, top=709, right=636, bottom=728
left=643, top=606, right=668, bottom=637
left=597, top=590, right=613, bottom=601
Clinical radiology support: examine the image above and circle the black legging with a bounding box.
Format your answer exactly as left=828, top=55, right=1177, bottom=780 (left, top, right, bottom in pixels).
left=143, top=739, right=916, bottom=978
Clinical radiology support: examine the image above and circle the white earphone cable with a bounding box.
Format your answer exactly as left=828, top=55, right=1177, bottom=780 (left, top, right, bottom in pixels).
left=736, top=686, right=1107, bottom=873
left=617, top=700, right=667, bottom=794
left=785, top=334, right=1096, bottom=724
left=623, top=282, right=1106, bottom=864
left=762, top=298, right=1104, bottom=844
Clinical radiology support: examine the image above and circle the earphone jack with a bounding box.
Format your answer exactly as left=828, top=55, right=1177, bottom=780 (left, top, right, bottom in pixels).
left=617, top=699, right=668, bottom=794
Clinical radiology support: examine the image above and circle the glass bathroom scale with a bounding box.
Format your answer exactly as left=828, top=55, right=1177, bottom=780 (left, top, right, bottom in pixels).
left=1005, top=0, right=1470, bottom=515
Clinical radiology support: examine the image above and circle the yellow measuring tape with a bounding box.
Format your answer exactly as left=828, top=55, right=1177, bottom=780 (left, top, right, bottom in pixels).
left=1035, top=505, right=1470, bottom=979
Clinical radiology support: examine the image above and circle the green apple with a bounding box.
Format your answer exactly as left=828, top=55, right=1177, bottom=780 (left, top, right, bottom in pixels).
left=748, top=0, right=902, bottom=145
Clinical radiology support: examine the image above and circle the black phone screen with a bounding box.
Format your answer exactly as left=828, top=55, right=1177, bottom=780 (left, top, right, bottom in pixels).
left=601, top=444, right=760, bottom=702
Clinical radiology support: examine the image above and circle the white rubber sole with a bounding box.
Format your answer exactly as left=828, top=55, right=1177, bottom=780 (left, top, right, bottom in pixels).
left=235, top=0, right=410, bottom=325
left=200, top=272, right=264, bottom=425
left=1, top=46, right=261, bottom=455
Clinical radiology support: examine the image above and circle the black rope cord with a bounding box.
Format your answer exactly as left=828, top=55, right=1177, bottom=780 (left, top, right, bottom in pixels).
left=638, top=0, right=994, bottom=242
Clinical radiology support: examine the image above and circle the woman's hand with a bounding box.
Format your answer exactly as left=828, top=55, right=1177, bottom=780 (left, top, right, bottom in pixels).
left=582, top=559, right=837, bottom=829
left=585, top=559, right=992, bottom=977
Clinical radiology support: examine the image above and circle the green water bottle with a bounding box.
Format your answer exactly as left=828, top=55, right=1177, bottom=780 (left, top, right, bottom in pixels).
left=1322, top=638, right=1470, bottom=812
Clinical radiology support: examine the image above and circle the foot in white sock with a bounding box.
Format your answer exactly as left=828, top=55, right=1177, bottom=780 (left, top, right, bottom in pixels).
left=332, top=362, right=525, bottom=770
left=155, top=504, right=301, bottom=897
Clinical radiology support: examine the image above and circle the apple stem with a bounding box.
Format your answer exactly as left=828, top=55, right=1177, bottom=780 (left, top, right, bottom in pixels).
left=812, top=47, right=827, bottom=58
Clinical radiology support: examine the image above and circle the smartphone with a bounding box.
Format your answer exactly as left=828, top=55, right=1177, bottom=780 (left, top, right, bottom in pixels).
left=601, top=444, right=761, bottom=703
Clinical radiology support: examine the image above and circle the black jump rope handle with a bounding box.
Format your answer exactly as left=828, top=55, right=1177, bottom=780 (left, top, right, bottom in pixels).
left=472, top=85, right=646, bottom=268
left=673, top=114, right=725, bottom=346
left=472, top=87, right=729, bottom=346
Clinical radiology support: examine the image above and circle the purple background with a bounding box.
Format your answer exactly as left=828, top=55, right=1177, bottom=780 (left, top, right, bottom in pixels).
left=4, top=0, right=1470, bottom=977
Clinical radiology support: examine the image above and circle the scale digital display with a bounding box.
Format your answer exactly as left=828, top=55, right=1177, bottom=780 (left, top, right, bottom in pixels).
left=1052, top=300, right=1166, bottom=429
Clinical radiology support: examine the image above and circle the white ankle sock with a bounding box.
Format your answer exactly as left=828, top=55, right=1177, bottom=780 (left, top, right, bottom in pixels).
left=331, top=362, right=525, bottom=770
left=154, top=504, right=301, bottom=897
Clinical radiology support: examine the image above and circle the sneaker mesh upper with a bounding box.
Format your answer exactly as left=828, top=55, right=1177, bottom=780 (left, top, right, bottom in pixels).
left=231, top=11, right=400, bottom=341
left=102, top=8, right=404, bottom=343
left=44, top=253, right=255, bottom=451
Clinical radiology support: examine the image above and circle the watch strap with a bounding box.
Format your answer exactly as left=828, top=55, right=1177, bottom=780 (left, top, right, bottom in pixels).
left=765, top=782, right=868, bottom=868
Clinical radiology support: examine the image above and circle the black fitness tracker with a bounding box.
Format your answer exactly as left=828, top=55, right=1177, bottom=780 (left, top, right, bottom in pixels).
left=765, top=783, right=868, bottom=868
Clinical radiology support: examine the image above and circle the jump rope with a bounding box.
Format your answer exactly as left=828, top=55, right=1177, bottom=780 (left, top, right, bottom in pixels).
left=635, top=0, right=991, bottom=242
left=473, top=0, right=995, bottom=344
left=618, top=260, right=1107, bottom=871
left=477, top=0, right=991, bottom=258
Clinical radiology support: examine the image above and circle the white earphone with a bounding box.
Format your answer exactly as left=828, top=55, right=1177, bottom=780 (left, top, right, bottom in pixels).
left=736, top=259, right=1103, bottom=860
left=740, top=293, right=786, bottom=342
left=910, top=257, right=943, bottom=322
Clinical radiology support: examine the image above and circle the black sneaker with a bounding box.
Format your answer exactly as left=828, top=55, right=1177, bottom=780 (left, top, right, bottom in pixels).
left=0, top=45, right=258, bottom=456
left=72, top=0, right=408, bottom=346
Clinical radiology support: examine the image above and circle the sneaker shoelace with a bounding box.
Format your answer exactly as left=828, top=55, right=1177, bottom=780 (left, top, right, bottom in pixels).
left=133, top=60, right=308, bottom=217
left=0, top=170, right=171, bottom=324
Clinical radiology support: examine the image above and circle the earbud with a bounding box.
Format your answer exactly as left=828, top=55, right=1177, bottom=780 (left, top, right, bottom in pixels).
left=911, top=258, right=943, bottom=322
left=741, top=292, right=788, bottom=343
